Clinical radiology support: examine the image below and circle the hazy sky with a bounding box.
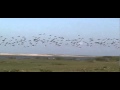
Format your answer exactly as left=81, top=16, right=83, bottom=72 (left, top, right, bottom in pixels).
left=0, top=18, right=120, bottom=56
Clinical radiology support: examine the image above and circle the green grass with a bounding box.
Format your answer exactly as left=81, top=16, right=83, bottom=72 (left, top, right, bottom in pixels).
left=0, top=57, right=119, bottom=72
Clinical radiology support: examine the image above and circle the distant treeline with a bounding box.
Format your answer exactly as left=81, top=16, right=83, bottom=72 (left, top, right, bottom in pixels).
left=0, top=55, right=119, bottom=61
left=95, top=56, right=119, bottom=61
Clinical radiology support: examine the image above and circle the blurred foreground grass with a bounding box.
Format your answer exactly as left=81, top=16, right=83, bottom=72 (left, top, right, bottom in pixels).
left=0, top=56, right=119, bottom=72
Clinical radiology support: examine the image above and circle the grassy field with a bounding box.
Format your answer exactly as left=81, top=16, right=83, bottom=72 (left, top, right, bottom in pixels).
left=0, top=56, right=119, bottom=72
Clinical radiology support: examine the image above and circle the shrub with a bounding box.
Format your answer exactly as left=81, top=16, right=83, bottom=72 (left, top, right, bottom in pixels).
left=56, top=57, right=63, bottom=60
left=35, top=57, right=40, bottom=59
left=39, top=69, right=52, bottom=72
left=9, top=57, right=16, bottom=59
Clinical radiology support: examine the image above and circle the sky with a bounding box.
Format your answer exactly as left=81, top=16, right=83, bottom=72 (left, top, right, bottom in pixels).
left=0, top=18, right=120, bottom=56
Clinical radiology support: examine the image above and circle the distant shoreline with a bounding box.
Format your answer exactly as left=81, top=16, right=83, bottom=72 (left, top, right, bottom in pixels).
left=0, top=53, right=97, bottom=57
left=0, top=53, right=118, bottom=57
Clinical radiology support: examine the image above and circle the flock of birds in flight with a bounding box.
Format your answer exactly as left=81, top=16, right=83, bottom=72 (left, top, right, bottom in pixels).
left=0, top=33, right=120, bottom=49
